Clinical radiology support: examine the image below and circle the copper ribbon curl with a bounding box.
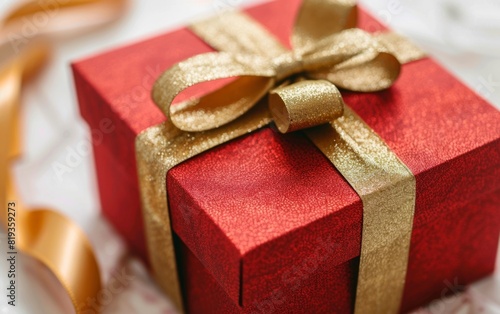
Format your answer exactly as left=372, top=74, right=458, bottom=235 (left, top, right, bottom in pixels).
left=142, top=0, right=425, bottom=313
left=0, top=1, right=126, bottom=313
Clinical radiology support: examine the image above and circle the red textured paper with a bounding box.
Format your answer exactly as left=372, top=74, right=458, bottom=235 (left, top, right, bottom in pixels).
left=73, top=0, right=500, bottom=312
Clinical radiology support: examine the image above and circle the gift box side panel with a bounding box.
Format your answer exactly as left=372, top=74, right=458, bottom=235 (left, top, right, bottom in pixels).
left=401, top=189, right=500, bottom=313
left=73, top=66, right=148, bottom=260
left=412, top=138, right=500, bottom=228
left=168, top=169, right=244, bottom=304
left=176, top=233, right=358, bottom=314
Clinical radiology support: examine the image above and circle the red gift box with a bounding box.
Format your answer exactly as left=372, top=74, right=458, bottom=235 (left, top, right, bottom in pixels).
left=72, top=0, right=500, bottom=312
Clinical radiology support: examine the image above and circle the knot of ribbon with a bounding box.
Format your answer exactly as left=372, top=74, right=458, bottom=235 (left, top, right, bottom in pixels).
left=152, top=0, right=403, bottom=134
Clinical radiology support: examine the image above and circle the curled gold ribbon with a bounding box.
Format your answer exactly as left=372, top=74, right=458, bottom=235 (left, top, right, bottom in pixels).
left=0, top=1, right=126, bottom=313
left=0, top=41, right=101, bottom=314
left=140, top=1, right=426, bottom=313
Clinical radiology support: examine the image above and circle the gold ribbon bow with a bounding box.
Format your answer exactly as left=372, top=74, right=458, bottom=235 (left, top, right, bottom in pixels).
left=139, top=1, right=425, bottom=314
left=152, top=0, right=423, bottom=135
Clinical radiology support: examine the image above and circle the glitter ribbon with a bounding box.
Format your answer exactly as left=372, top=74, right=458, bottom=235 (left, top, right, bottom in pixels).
left=138, top=0, right=425, bottom=313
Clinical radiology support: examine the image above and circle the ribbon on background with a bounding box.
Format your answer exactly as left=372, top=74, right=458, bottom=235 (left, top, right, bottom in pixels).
left=138, top=0, right=425, bottom=313
left=0, top=1, right=126, bottom=313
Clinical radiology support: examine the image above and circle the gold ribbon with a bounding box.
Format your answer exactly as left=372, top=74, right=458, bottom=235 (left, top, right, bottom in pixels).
left=139, top=0, right=425, bottom=313
left=0, top=1, right=126, bottom=313
left=152, top=4, right=424, bottom=134
left=305, top=109, right=416, bottom=314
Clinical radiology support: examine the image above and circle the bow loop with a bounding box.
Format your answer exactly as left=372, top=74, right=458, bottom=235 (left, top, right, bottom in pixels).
left=298, top=29, right=376, bottom=73
left=310, top=49, right=401, bottom=92
left=153, top=52, right=275, bottom=132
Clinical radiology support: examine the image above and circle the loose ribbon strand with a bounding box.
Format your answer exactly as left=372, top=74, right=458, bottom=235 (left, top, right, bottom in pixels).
left=0, top=1, right=126, bottom=313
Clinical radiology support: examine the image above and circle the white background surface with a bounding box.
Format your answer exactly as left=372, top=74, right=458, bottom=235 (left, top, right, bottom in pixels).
left=0, top=0, right=499, bottom=313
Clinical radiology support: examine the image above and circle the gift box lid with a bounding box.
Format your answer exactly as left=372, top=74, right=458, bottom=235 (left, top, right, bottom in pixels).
left=73, top=0, right=500, bottom=309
